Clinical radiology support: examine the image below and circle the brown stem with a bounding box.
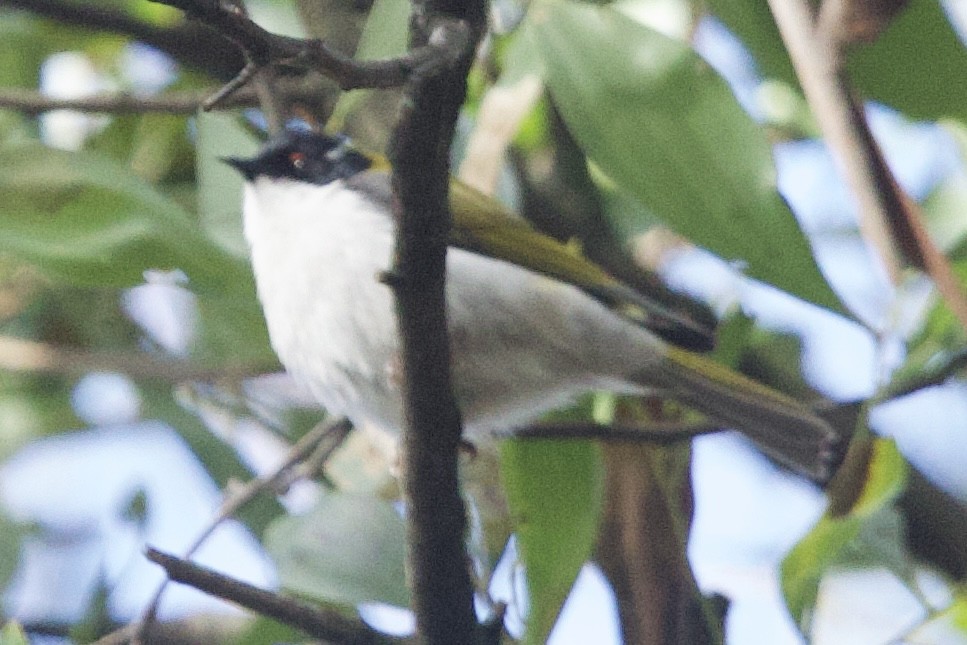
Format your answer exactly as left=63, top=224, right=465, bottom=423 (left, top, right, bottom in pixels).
left=0, top=83, right=329, bottom=115
left=386, top=5, right=486, bottom=644
left=149, top=0, right=446, bottom=94
left=134, top=418, right=352, bottom=640
left=596, top=443, right=722, bottom=645
left=0, top=335, right=261, bottom=381
left=145, top=548, right=404, bottom=644
left=768, top=0, right=967, bottom=330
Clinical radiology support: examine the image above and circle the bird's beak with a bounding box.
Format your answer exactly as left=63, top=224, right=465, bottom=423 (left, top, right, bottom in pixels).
left=221, top=156, right=259, bottom=181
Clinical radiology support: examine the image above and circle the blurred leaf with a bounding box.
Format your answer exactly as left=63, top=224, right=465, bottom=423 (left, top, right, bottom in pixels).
left=703, top=0, right=798, bottom=88
left=528, top=0, right=845, bottom=315
left=0, top=510, right=24, bottom=590
left=196, top=111, right=259, bottom=257
left=265, top=491, right=410, bottom=607
left=462, top=445, right=513, bottom=588
left=0, top=373, right=81, bottom=451
left=0, top=14, right=46, bottom=88
left=846, top=0, right=967, bottom=121
left=88, top=113, right=194, bottom=186
left=888, top=261, right=967, bottom=398
left=907, top=591, right=967, bottom=643
left=707, top=0, right=967, bottom=120
left=0, top=622, right=28, bottom=645
left=500, top=439, right=604, bottom=645
left=69, top=573, right=112, bottom=644
left=128, top=114, right=195, bottom=184
left=234, top=615, right=305, bottom=645
left=192, top=285, right=275, bottom=367
left=781, top=438, right=908, bottom=631
left=0, top=141, right=251, bottom=293
left=931, top=121, right=967, bottom=258
left=354, top=0, right=409, bottom=61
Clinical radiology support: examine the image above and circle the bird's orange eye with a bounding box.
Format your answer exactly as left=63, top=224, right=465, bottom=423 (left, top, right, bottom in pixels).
left=289, top=152, right=306, bottom=169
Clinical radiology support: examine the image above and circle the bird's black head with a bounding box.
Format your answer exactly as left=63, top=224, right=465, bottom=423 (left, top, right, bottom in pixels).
left=224, top=131, right=373, bottom=185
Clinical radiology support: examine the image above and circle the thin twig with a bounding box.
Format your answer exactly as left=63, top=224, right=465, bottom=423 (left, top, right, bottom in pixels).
left=131, top=417, right=352, bottom=643
left=150, top=0, right=446, bottom=97
left=0, top=335, right=259, bottom=381
left=767, top=0, right=901, bottom=283
left=145, top=548, right=404, bottom=644
left=0, top=83, right=330, bottom=115
left=880, top=349, right=967, bottom=401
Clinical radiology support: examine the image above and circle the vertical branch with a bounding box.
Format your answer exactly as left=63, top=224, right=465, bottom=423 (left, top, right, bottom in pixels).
left=387, top=4, right=485, bottom=643
left=769, top=0, right=967, bottom=331
left=767, top=0, right=902, bottom=284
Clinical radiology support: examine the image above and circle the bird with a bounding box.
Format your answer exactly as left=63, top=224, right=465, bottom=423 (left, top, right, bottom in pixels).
left=226, top=129, right=845, bottom=482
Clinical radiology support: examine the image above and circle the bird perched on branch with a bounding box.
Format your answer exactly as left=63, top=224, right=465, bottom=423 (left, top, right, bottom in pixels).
left=227, top=130, right=846, bottom=482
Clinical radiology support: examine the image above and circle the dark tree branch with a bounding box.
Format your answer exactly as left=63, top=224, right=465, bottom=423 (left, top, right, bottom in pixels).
left=90, top=0, right=489, bottom=641
left=149, top=0, right=449, bottom=97
left=0, top=0, right=244, bottom=79
left=385, top=3, right=486, bottom=644
left=596, top=443, right=722, bottom=645
left=145, top=548, right=405, bottom=645
left=134, top=418, right=352, bottom=643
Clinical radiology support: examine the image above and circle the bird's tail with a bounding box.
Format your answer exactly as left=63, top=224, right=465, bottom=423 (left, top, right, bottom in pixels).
left=644, top=347, right=848, bottom=483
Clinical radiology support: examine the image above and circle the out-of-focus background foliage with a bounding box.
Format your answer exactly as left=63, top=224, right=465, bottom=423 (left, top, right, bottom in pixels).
left=0, top=0, right=966, bottom=643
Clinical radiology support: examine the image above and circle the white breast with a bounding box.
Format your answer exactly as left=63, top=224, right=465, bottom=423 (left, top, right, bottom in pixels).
left=242, top=176, right=664, bottom=437
left=243, top=177, right=402, bottom=431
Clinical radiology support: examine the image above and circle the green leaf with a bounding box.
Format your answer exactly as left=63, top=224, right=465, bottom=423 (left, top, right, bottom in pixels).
left=781, top=438, right=908, bottom=632
left=847, top=0, right=967, bottom=121
left=354, top=0, right=409, bottom=60
left=0, top=15, right=44, bottom=88
left=265, top=492, right=410, bottom=608
left=0, top=622, right=28, bottom=645
left=196, top=111, right=260, bottom=258
left=500, top=439, right=604, bottom=645
left=708, top=0, right=967, bottom=121
left=234, top=615, right=306, bottom=645
left=879, top=589, right=967, bottom=643
left=0, top=510, right=24, bottom=590
left=0, top=141, right=251, bottom=293
left=528, top=0, right=845, bottom=314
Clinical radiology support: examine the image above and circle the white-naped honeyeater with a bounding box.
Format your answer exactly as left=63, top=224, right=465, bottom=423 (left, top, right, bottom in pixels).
left=226, top=130, right=845, bottom=482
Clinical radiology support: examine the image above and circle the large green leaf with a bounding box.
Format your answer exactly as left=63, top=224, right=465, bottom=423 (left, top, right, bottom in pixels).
left=0, top=141, right=250, bottom=293
left=781, top=438, right=908, bottom=632
left=528, top=0, right=844, bottom=314
left=264, top=492, right=409, bottom=608
left=500, top=439, right=604, bottom=645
